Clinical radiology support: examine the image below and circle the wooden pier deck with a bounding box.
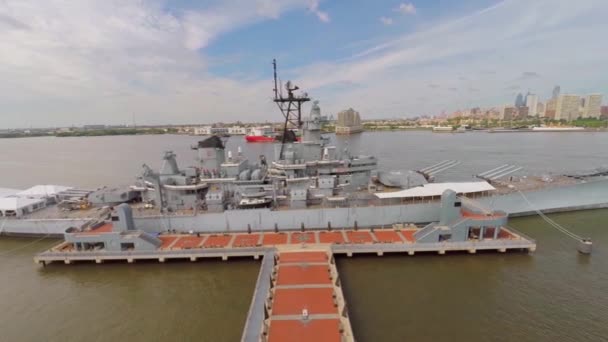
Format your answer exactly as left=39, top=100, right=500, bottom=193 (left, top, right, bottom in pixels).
left=34, top=227, right=535, bottom=341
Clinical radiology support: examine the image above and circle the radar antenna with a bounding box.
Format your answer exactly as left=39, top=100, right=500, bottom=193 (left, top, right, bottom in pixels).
left=272, top=59, right=311, bottom=159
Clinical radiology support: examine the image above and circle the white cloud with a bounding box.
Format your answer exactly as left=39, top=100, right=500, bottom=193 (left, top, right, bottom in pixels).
left=290, top=0, right=608, bottom=117
left=308, top=0, right=330, bottom=23
left=0, top=0, right=607, bottom=128
left=395, top=2, right=416, bottom=15
left=380, top=17, right=394, bottom=26
left=0, top=0, right=312, bottom=128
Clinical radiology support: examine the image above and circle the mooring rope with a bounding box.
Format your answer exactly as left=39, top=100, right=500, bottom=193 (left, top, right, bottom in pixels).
left=0, top=218, right=6, bottom=235
left=0, top=233, right=53, bottom=257
left=516, top=190, right=584, bottom=242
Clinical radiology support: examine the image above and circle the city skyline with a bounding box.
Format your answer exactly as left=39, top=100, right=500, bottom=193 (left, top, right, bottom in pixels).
left=1, top=0, right=607, bottom=128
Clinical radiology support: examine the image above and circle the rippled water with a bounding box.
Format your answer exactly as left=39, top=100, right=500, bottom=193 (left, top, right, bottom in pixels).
left=1, top=132, right=607, bottom=341
left=339, top=210, right=608, bottom=342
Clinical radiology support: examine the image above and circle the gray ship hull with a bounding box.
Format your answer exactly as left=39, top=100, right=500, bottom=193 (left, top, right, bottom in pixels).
left=2, top=177, right=608, bottom=237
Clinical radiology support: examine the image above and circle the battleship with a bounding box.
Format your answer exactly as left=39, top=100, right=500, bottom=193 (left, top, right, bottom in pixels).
left=1, top=61, right=608, bottom=237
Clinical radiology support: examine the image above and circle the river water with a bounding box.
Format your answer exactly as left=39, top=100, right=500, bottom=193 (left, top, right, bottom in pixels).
left=1, top=132, right=607, bottom=341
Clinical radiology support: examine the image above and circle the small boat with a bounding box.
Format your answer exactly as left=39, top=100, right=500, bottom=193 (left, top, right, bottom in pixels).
left=245, top=126, right=276, bottom=142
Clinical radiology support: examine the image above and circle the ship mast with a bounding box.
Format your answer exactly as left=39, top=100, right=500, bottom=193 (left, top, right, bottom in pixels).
left=272, top=59, right=310, bottom=159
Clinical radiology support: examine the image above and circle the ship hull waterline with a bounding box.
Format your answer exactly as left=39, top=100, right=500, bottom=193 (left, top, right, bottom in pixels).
left=2, top=178, right=608, bottom=238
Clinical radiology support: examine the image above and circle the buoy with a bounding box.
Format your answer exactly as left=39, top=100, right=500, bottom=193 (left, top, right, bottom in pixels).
left=578, top=239, right=592, bottom=254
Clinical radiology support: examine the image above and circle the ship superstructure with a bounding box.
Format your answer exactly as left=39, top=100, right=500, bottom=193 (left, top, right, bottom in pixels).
left=127, top=98, right=377, bottom=214
left=123, top=61, right=378, bottom=215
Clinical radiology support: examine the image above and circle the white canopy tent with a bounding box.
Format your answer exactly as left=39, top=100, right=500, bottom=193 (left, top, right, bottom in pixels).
left=0, top=196, right=46, bottom=217
left=17, top=185, right=73, bottom=198
left=375, top=181, right=496, bottom=199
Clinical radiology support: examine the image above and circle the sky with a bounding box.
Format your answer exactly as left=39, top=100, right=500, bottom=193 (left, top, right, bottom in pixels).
left=0, top=0, right=606, bottom=128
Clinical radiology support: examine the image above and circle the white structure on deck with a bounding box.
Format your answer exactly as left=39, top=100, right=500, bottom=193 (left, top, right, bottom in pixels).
left=17, top=185, right=73, bottom=202
left=0, top=185, right=73, bottom=217
left=0, top=195, right=46, bottom=217
left=375, top=181, right=495, bottom=199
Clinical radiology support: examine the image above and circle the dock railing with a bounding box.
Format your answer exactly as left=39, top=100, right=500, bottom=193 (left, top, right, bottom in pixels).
left=241, top=250, right=275, bottom=342
left=505, top=225, right=536, bottom=243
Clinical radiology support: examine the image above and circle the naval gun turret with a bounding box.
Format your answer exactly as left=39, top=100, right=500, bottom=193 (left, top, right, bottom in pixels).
left=138, top=151, right=208, bottom=212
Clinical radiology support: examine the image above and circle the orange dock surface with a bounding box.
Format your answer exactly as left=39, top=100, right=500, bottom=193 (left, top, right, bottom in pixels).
left=267, top=319, right=342, bottom=342
left=233, top=234, right=261, bottom=247
left=278, top=251, right=328, bottom=264
left=345, top=231, right=373, bottom=244
left=401, top=229, right=416, bottom=242
left=276, top=265, right=332, bottom=286
left=373, top=230, right=402, bottom=243
left=318, top=231, right=345, bottom=244
left=272, top=288, right=337, bottom=316
left=262, top=233, right=289, bottom=245
left=159, top=236, right=178, bottom=249
left=266, top=250, right=351, bottom=342
left=290, top=232, right=316, bottom=244
left=203, top=235, right=232, bottom=248
left=172, top=236, right=205, bottom=249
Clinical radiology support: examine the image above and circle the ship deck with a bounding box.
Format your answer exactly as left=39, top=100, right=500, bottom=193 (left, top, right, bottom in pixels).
left=10, top=175, right=585, bottom=223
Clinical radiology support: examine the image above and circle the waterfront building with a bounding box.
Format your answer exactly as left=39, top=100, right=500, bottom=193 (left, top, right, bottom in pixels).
left=537, top=102, right=545, bottom=117
left=601, top=105, right=608, bottom=119
left=501, top=106, right=516, bottom=121
left=555, top=94, right=581, bottom=121
left=335, top=108, right=363, bottom=135
left=517, top=106, right=529, bottom=119
left=545, top=98, right=557, bottom=119
left=228, top=126, right=248, bottom=135
left=525, top=94, right=538, bottom=116
left=581, top=94, right=603, bottom=118
left=193, top=126, right=230, bottom=135
left=193, top=126, right=212, bottom=135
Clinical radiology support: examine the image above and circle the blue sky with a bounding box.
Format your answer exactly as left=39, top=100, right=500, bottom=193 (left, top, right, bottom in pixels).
left=0, top=0, right=606, bottom=128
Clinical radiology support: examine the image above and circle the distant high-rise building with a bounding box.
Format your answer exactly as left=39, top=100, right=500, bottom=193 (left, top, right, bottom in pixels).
left=537, top=102, right=545, bottom=117
left=517, top=106, right=529, bottom=119
left=545, top=98, right=557, bottom=119
left=581, top=94, right=603, bottom=118
left=501, top=105, right=516, bottom=121
left=601, top=106, right=608, bottom=119
left=552, top=85, right=561, bottom=99
left=515, top=93, right=525, bottom=108
left=525, top=94, right=538, bottom=116
left=555, top=94, right=581, bottom=121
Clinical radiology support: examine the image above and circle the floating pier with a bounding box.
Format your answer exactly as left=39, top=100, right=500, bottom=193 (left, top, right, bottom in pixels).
left=34, top=228, right=534, bottom=341
left=34, top=226, right=535, bottom=266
